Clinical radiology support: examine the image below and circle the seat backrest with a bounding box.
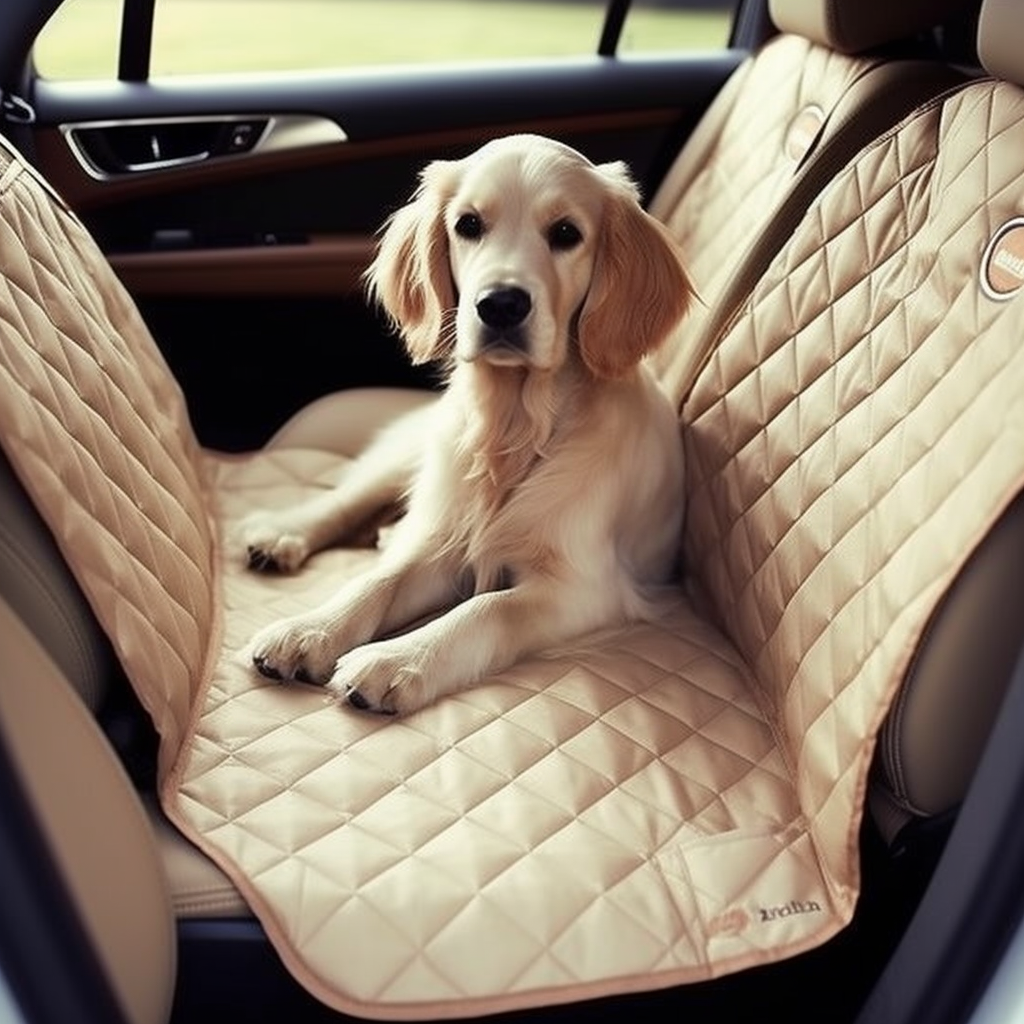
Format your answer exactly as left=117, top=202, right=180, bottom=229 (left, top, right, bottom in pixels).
left=0, top=1, right=977, bottom=726
left=0, top=445, right=114, bottom=711
left=680, top=0, right=1024, bottom=851
left=0, top=136, right=215, bottom=780
left=648, top=0, right=976, bottom=400
left=0, top=0, right=1006, bottom=899
left=871, top=0, right=1024, bottom=843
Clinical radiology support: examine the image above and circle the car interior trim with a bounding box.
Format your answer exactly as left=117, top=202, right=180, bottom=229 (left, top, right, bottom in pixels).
left=60, top=113, right=348, bottom=181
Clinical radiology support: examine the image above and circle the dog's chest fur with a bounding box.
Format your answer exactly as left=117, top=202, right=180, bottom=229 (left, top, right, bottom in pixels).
left=443, top=364, right=583, bottom=590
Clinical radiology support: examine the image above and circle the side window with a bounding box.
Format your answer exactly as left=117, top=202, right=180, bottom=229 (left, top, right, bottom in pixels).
left=35, top=0, right=122, bottom=80
left=35, top=0, right=732, bottom=81
left=619, top=0, right=733, bottom=54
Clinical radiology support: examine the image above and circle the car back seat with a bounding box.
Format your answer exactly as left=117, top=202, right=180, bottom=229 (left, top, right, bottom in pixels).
left=0, top=0, right=988, bottom=932
left=643, top=0, right=976, bottom=396
left=677, top=1, right=1024, bottom=858
left=1, top=0, right=1020, bottom=1014
left=0, top=597, right=175, bottom=1024
left=266, top=0, right=976, bottom=451
left=171, top=0, right=981, bottom=920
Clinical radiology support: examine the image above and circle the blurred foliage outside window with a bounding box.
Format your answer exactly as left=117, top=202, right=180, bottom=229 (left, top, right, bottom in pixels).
left=34, top=0, right=731, bottom=80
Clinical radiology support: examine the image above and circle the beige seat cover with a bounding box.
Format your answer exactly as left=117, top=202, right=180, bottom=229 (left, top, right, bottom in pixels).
left=2, top=69, right=1024, bottom=1019
left=648, top=34, right=869, bottom=312
left=645, top=5, right=969, bottom=399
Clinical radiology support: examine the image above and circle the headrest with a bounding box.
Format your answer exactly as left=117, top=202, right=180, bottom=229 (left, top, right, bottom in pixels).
left=978, top=0, right=1024, bottom=87
left=769, top=0, right=975, bottom=54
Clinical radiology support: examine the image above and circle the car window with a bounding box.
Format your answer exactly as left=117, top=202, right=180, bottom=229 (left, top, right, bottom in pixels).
left=34, top=0, right=732, bottom=80
left=619, top=0, right=733, bottom=54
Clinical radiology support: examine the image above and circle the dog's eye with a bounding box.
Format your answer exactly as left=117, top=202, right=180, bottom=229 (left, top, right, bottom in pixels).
left=548, top=219, right=583, bottom=251
left=454, top=212, right=484, bottom=240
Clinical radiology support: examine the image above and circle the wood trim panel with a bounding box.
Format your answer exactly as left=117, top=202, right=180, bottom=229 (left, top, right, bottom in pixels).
left=109, top=234, right=375, bottom=295
left=34, top=108, right=677, bottom=212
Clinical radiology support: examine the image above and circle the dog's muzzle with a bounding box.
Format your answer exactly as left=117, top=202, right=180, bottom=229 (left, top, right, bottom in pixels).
left=473, top=284, right=532, bottom=360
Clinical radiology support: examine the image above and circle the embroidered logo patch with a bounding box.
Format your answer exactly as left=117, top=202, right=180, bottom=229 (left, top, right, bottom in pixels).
left=758, top=898, right=824, bottom=923
left=981, top=218, right=1024, bottom=300
left=784, top=105, right=826, bottom=163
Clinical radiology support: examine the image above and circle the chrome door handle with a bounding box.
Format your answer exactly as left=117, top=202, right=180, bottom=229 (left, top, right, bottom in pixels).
left=61, top=115, right=346, bottom=179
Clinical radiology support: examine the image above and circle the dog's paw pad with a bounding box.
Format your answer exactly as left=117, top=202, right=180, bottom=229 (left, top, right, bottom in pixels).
left=249, top=617, right=341, bottom=685
left=247, top=535, right=309, bottom=574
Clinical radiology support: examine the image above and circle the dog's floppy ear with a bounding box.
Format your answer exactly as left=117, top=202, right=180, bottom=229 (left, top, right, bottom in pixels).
left=364, top=160, right=458, bottom=364
left=577, top=162, right=693, bottom=379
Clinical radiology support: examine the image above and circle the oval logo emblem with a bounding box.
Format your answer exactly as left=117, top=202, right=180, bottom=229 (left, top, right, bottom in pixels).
left=784, top=105, right=825, bottom=163
left=981, top=218, right=1024, bottom=300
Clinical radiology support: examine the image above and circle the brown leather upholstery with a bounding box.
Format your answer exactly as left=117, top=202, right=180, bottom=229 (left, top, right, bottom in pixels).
left=977, top=0, right=1024, bottom=83
left=0, top=449, right=114, bottom=710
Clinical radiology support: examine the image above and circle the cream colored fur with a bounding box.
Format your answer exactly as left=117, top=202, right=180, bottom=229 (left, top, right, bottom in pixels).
left=243, top=134, right=692, bottom=714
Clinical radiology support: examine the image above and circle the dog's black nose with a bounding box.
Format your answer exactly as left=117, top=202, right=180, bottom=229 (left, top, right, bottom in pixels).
left=476, top=286, right=531, bottom=330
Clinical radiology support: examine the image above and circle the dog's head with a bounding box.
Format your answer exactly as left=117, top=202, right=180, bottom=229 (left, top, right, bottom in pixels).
left=365, top=134, right=693, bottom=379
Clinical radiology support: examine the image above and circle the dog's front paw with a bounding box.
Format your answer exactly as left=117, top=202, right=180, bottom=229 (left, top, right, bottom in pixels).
left=239, top=512, right=310, bottom=573
left=250, top=616, right=339, bottom=684
left=327, top=642, right=435, bottom=716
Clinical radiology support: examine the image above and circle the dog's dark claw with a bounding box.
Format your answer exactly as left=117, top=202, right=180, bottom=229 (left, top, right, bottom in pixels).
left=247, top=546, right=279, bottom=573
left=294, top=666, right=315, bottom=684
left=346, top=688, right=371, bottom=711
left=346, top=688, right=398, bottom=715
left=253, top=655, right=283, bottom=681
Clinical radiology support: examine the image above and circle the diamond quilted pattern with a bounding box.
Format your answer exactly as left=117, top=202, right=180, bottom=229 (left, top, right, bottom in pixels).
left=683, top=81, right=1024, bottom=885
left=656, top=37, right=869, bottom=298
left=648, top=34, right=887, bottom=386
left=3, top=73, right=1024, bottom=1021
left=0, top=144, right=214, bottom=775
left=155, top=452, right=817, bottom=1015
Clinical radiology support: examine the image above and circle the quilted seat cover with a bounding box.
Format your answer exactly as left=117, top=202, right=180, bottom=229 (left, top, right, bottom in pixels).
left=646, top=34, right=874, bottom=391
left=1, top=71, right=1024, bottom=1018
left=682, top=78, right=1024, bottom=891
left=0, top=149, right=214, bottom=779
left=649, top=34, right=871, bottom=320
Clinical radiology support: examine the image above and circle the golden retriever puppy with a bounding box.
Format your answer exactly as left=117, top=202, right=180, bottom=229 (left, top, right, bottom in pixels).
left=244, top=134, right=692, bottom=714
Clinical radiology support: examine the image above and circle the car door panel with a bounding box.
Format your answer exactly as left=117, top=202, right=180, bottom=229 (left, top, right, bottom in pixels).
left=26, top=53, right=743, bottom=449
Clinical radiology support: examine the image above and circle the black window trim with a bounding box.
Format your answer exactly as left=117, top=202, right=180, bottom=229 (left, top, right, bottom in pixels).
left=117, top=0, right=154, bottom=82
